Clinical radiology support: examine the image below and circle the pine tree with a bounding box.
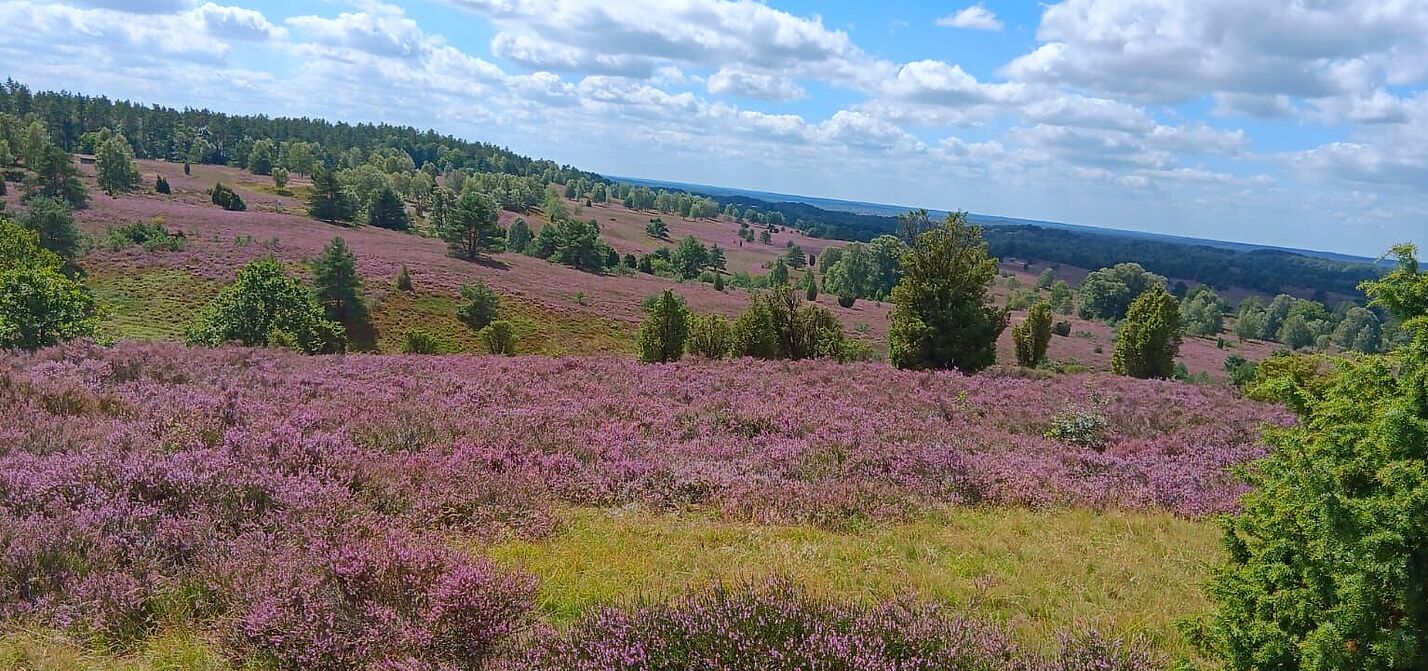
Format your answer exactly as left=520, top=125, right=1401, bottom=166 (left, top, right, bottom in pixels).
left=1111, top=287, right=1181, bottom=378
left=457, top=280, right=501, bottom=331
left=24, top=144, right=88, bottom=209
left=154, top=175, right=171, bottom=194
left=441, top=188, right=502, bottom=260
left=805, top=271, right=818, bottom=301
left=307, top=169, right=352, bottom=222
left=310, top=237, right=365, bottom=321
left=365, top=186, right=409, bottom=231
left=395, top=264, right=413, bottom=292
left=713, top=272, right=725, bottom=292
left=1012, top=301, right=1053, bottom=367
left=889, top=211, right=1007, bottom=373
left=506, top=217, right=532, bottom=253
left=638, top=290, right=690, bottom=363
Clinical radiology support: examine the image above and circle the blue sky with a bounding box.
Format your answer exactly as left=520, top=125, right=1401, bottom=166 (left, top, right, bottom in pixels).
left=1, top=0, right=1424, bottom=256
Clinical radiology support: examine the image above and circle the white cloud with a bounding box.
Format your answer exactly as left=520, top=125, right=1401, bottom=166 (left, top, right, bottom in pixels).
left=706, top=67, right=806, bottom=102
left=936, top=5, right=1002, bottom=31
left=197, top=3, right=283, bottom=41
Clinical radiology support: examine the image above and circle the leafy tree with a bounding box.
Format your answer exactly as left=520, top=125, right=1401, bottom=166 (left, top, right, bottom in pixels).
left=271, top=167, right=289, bottom=191
left=1077, top=263, right=1166, bottom=321
left=24, top=143, right=88, bottom=209
left=672, top=236, right=708, bottom=279
left=395, top=264, right=413, bottom=292
left=283, top=141, right=316, bottom=175
left=785, top=244, right=806, bottom=269
left=1332, top=306, right=1382, bottom=353
left=1049, top=280, right=1074, bottom=314
left=185, top=257, right=345, bottom=354
left=769, top=258, right=790, bottom=286
left=1203, top=243, right=1428, bottom=671
left=506, top=217, right=532, bottom=253
left=94, top=131, right=140, bottom=195
left=246, top=138, right=276, bottom=175
left=1111, top=287, right=1181, bottom=378
left=888, top=211, right=1007, bottom=373
left=547, top=219, right=610, bottom=272
left=1012, top=301, right=1053, bottom=367
left=1181, top=286, right=1227, bottom=337
left=480, top=320, right=518, bottom=355
left=19, top=197, right=81, bottom=263
left=210, top=182, right=246, bottom=211
left=0, top=139, right=11, bottom=167
left=759, top=230, right=772, bottom=245
left=456, top=280, right=501, bottom=331
left=1036, top=268, right=1056, bottom=290
left=442, top=188, right=502, bottom=260
left=1277, top=314, right=1316, bottom=350
left=709, top=245, right=727, bottom=271
left=307, top=169, right=353, bottom=223
left=365, top=186, right=409, bottom=231
left=311, top=237, right=365, bottom=321
left=1222, top=354, right=1258, bottom=388
left=0, top=219, right=96, bottom=351
left=1236, top=299, right=1268, bottom=341
left=645, top=218, right=670, bottom=240
left=638, top=290, right=690, bottom=363
left=154, top=174, right=171, bottom=194
left=686, top=313, right=732, bottom=359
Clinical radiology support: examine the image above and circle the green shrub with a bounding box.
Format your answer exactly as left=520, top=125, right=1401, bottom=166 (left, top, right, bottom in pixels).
left=1112, top=287, right=1182, bottom=379
left=395, top=265, right=413, bottom=292
left=106, top=219, right=185, bottom=251
left=0, top=219, right=97, bottom=350
left=1012, top=302, right=1053, bottom=367
left=638, top=290, right=690, bottom=363
left=457, top=280, right=501, bottom=331
left=686, top=313, right=732, bottom=359
left=1051, top=320, right=1072, bottom=337
left=401, top=328, right=443, bottom=354
left=185, top=257, right=345, bottom=354
left=210, top=182, right=246, bottom=211
left=481, top=320, right=518, bottom=355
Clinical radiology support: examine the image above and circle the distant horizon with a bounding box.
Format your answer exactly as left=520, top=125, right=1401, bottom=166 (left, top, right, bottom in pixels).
left=607, top=173, right=1383, bottom=263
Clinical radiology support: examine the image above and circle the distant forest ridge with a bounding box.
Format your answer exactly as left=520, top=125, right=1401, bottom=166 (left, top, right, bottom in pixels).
left=613, top=175, right=1389, bottom=299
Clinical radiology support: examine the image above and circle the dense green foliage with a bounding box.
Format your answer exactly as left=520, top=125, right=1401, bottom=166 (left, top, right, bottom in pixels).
left=1078, top=263, right=1166, bottom=321
left=1112, top=287, right=1182, bottom=379
left=1181, top=286, right=1227, bottom=337
left=185, top=257, right=345, bottom=354
left=94, top=130, right=140, bottom=195
left=506, top=217, right=532, bottom=253
left=442, top=188, right=503, bottom=260
left=685, top=313, right=733, bottom=358
left=104, top=219, right=184, bottom=252
left=1204, top=245, right=1428, bottom=671
left=729, top=286, right=860, bottom=362
left=481, top=320, right=518, bottom=355
left=1012, top=301, right=1053, bottom=367
left=210, top=182, right=246, bottom=211
left=889, top=212, right=1007, bottom=373
left=307, top=169, right=353, bottom=222
left=310, top=237, right=366, bottom=322
left=18, top=197, right=82, bottom=263
left=365, top=186, right=409, bottom=231
left=457, top=280, right=501, bottom=332
left=638, top=290, right=690, bottom=363
left=401, top=328, right=444, bottom=354
left=0, top=218, right=96, bottom=350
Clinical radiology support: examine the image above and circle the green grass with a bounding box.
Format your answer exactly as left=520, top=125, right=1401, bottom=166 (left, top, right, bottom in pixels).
left=368, top=291, right=637, bottom=356
left=488, top=506, right=1220, bottom=661
left=0, top=629, right=230, bottom=671
left=89, top=270, right=223, bottom=342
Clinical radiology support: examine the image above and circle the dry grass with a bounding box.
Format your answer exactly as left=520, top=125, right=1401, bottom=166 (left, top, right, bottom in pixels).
left=0, top=630, right=229, bottom=671
left=488, top=506, right=1221, bottom=662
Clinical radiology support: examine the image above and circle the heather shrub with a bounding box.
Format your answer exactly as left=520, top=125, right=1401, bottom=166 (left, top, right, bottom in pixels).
left=511, top=579, right=1158, bottom=671
left=482, top=320, right=518, bottom=355
left=457, top=280, right=502, bottom=331
left=1044, top=404, right=1110, bottom=450
left=221, top=529, right=535, bottom=671
left=685, top=313, right=731, bottom=359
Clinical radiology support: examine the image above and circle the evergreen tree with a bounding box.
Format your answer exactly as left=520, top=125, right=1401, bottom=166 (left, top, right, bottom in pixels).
left=1203, top=243, right=1428, bottom=671
left=307, top=169, right=352, bottom=222
left=246, top=138, right=276, bottom=175
left=0, top=219, right=96, bottom=351
left=1012, top=301, right=1053, bottom=367
left=889, top=211, right=1007, bottom=373
left=183, top=161, right=191, bottom=175
left=271, top=167, right=289, bottom=191
left=19, top=197, right=82, bottom=263
left=457, top=280, right=501, bottom=331
left=94, top=132, right=140, bottom=195
left=442, top=188, right=502, bottom=260
left=154, top=175, right=171, bottom=194
left=506, top=217, right=532, bottom=253
left=480, top=320, right=518, bottom=355
left=24, top=143, right=87, bottom=209
left=1111, top=287, right=1181, bottom=378
left=805, top=271, right=818, bottom=301
left=395, top=264, right=413, bottom=292
left=210, top=182, right=246, bottom=211
left=638, top=290, right=690, bottom=363
left=713, top=272, right=725, bottom=292
left=185, top=257, right=345, bottom=354
left=709, top=244, right=727, bottom=271
left=672, top=235, right=708, bottom=279
left=311, top=237, right=365, bottom=322
left=769, top=258, right=790, bottom=286
left=365, top=186, right=409, bottom=231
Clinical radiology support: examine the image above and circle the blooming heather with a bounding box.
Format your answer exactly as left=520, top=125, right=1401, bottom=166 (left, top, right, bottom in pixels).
left=0, top=341, right=1289, bottom=665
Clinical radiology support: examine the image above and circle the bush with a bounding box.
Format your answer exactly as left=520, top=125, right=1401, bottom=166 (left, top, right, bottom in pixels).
left=395, top=264, right=413, bottom=291
left=1112, top=287, right=1181, bottom=379
left=729, top=287, right=853, bottom=361
left=837, top=292, right=856, bottom=308
left=105, top=219, right=185, bottom=251
left=481, top=320, right=518, bottom=355
left=1223, top=354, right=1258, bottom=388
left=1052, top=320, right=1072, bottom=337
left=210, top=182, right=246, bottom=212
left=685, top=313, right=731, bottom=359
left=154, top=174, right=171, bottom=194
left=185, top=257, right=345, bottom=354
left=457, top=280, right=501, bottom=331
left=0, top=219, right=97, bottom=351
left=638, top=290, right=690, bottom=363
left=401, top=328, right=443, bottom=354
left=1012, top=302, right=1053, bottom=367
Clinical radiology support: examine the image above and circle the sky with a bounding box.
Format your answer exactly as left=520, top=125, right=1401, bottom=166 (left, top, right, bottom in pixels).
left=1, top=0, right=1425, bottom=256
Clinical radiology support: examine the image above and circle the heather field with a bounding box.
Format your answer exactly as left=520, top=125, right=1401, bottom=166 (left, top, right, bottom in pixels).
left=0, top=341, right=1291, bottom=668
left=56, top=160, right=1279, bottom=376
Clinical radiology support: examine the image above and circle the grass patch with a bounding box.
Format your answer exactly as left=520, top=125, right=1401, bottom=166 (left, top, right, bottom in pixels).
left=367, top=292, right=637, bottom=356
left=0, top=629, right=229, bottom=671
left=89, top=270, right=222, bottom=343
left=488, top=506, right=1219, bottom=661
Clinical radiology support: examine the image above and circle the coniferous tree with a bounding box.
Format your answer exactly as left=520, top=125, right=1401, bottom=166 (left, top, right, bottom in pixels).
left=19, top=197, right=81, bottom=263
left=769, top=258, right=790, bottom=286
left=154, top=175, right=171, bottom=194
left=686, top=313, right=731, bottom=359
left=395, top=264, right=413, bottom=292
left=307, top=169, right=352, bottom=223
left=365, top=186, right=409, bottom=231
left=805, top=271, right=818, bottom=301
left=442, top=188, right=502, bottom=260
left=24, top=144, right=87, bottom=209
left=481, top=320, right=518, bottom=355
left=210, top=182, right=246, bottom=211
left=889, top=211, right=1007, bottom=373
left=457, top=280, right=501, bottom=331
left=1012, top=301, right=1053, bottom=367
left=506, top=217, right=532, bottom=253
left=1111, top=287, right=1181, bottom=378
left=713, top=272, right=725, bottom=292
left=311, top=237, right=365, bottom=322
left=638, top=290, right=690, bottom=363
left=271, top=167, right=289, bottom=192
